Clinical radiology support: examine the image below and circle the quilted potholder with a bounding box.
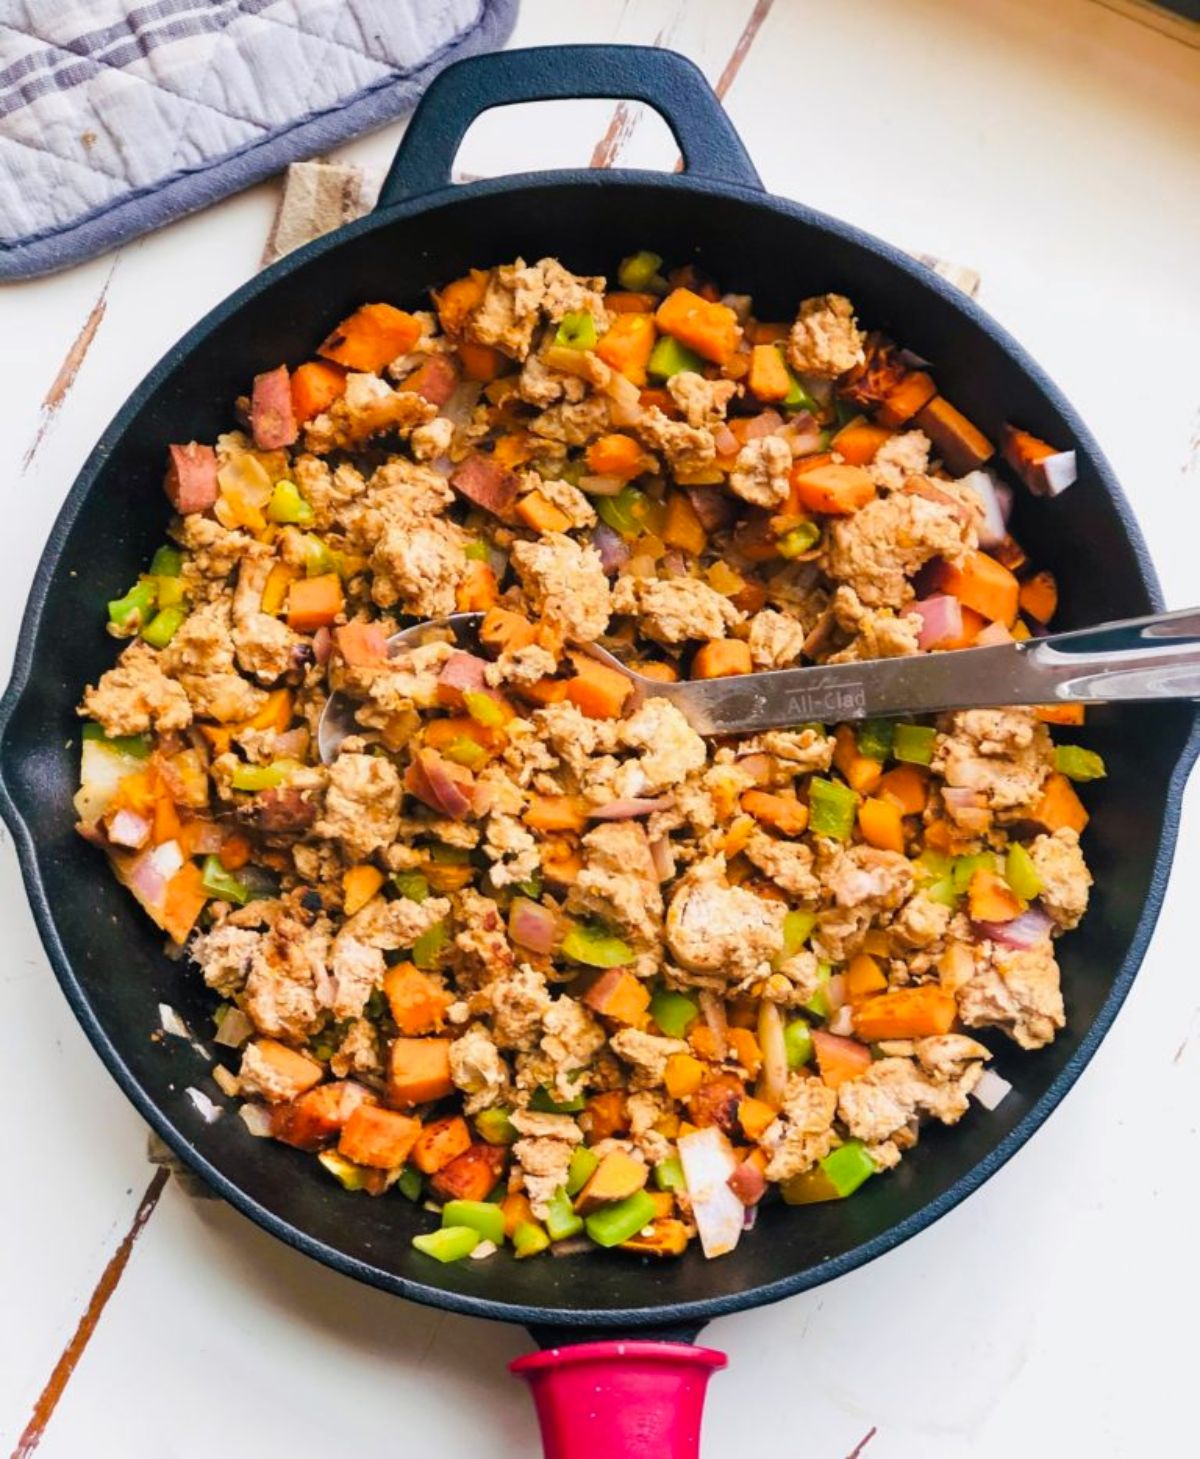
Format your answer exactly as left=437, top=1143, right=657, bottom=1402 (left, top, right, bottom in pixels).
left=0, top=0, right=518, bottom=279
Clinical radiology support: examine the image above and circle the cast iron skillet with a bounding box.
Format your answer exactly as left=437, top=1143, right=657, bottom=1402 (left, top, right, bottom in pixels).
left=1, top=46, right=1197, bottom=1457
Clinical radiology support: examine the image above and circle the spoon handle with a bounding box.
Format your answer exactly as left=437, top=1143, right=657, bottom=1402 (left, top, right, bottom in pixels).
left=659, top=607, right=1200, bottom=734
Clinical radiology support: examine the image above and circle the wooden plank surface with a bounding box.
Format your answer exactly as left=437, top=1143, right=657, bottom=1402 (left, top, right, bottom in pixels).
left=1, top=1, right=1198, bottom=1455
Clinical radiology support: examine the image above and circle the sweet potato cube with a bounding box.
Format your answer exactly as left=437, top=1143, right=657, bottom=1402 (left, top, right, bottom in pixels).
left=967, top=868, right=1025, bottom=923
left=243, top=1038, right=324, bottom=1103
left=387, top=1037, right=453, bottom=1107
left=810, top=1030, right=872, bottom=1088
left=251, top=365, right=298, bottom=450
left=915, top=395, right=994, bottom=474
left=664, top=1052, right=706, bottom=1100
left=574, top=1149, right=649, bottom=1214
left=411, top=1114, right=472, bottom=1174
left=271, top=1080, right=373, bottom=1150
left=338, top=1105, right=421, bottom=1169
left=1030, top=772, right=1089, bottom=835
left=876, top=370, right=937, bottom=427
left=383, top=963, right=452, bottom=1036
left=164, top=441, right=218, bottom=515
left=582, top=968, right=650, bottom=1026
left=318, top=302, right=422, bottom=373
left=687, top=1073, right=746, bottom=1137
left=429, top=1143, right=507, bottom=1203
left=583, top=1090, right=629, bottom=1143
left=620, top=1218, right=689, bottom=1257
left=852, top=988, right=957, bottom=1042
left=738, top=1096, right=778, bottom=1142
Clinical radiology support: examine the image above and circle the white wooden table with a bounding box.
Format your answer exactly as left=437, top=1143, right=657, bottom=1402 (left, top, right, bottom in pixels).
left=3, top=3, right=1198, bottom=1455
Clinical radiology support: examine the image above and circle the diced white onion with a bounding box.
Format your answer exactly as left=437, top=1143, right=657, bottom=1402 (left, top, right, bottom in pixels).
left=972, top=1068, right=1013, bottom=1111
left=1038, top=451, right=1077, bottom=496
left=238, top=1102, right=274, bottom=1137
left=213, top=1006, right=254, bottom=1049
left=185, top=1087, right=222, bottom=1123
left=469, top=1239, right=499, bottom=1260
left=158, top=1003, right=190, bottom=1039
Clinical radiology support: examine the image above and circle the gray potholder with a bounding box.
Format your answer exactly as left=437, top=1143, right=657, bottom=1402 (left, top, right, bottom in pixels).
left=0, top=0, right=518, bottom=279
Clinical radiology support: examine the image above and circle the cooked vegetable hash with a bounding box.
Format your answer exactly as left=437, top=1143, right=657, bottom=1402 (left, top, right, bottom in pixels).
left=76, top=253, right=1101, bottom=1263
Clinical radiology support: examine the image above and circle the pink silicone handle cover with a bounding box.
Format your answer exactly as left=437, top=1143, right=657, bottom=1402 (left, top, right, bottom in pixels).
left=511, top=1340, right=727, bottom=1459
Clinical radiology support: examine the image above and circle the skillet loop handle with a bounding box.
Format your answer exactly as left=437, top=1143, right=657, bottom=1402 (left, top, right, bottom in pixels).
left=376, top=44, right=762, bottom=209
left=511, top=1341, right=726, bottom=1459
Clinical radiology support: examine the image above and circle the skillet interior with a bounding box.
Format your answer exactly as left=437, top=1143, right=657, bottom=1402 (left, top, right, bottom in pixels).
left=1, top=176, right=1194, bottom=1328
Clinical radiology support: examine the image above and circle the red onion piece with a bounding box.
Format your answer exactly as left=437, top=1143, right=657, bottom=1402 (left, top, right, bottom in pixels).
left=728, top=1160, right=768, bottom=1206
left=975, top=620, right=1014, bottom=648
left=958, top=469, right=1010, bottom=548
left=509, top=897, right=558, bottom=956
left=660, top=550, right=688, bottom=578
left=312, top=626, right=332, bottom=666
left=743, top=409, right=785, bottom=440
left=405, top=748, right=474, bottom=820
left=973, top=905, right=1054, bottom=948
left=1034, top=451, right=1077, bottom=497
left=588, top=796, right=675, bottom=820
left=686, top=487, right=737, bottom=533
left=742, top=1204, right=759, bottom=1232
left=648, top=836, right=676, bottom=882
left=442, top=380, right=483, bottom=427
left=438, top=650, right=489, bottom=698
left=734, top=752, right=773, bottom=784
left=592, top=522, right=631, bottom=575
left=914, top=594, right=963, bottom=650
left=779, top=415, right=825, bottom=456
left=826, top=973, right=847, bottom=1013
left=107, top=809, right=151, bottom=850
left=273, top=726, right=310, bottom=759
left=713, top=425, right=740, bottom=458
left=603, top=371, right=644, bottom=427
left=579, top=473, right=626, bottom=496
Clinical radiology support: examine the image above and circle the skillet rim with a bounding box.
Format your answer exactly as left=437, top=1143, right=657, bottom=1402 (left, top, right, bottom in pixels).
left=2, top=169, right=1197, bottom=1330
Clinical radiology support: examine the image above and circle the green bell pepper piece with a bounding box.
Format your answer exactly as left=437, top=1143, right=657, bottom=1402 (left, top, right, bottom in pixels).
left=152, top=575, right=186, bottom=609
left=317, top=1150, right=369, bottom=1192
left=784, top=1018, right=814, bottom=1069
left=396, top=1165, right=423, bottom=1202
left=140, top=604, right=187, bottom=649
left=781, top=362, right=820, bottom=414
left=442, top=1200, right=506, bottom=1246
left=617, top=250, right=666, bottom=293
left=429, top=843, right=472, bottom=865
left=299, top=534, right=337, bottom=577
left=544, top=1187, right=585, bottom=1242
left=776, top=908, right=817, bottom=966
left=149, top=545, right=183, bottom=577
left=780, top=1139, right=876, bottom=1205
left=267, top=479, right=315, bottom=526
left=808, top=777, right=858, bottom=840
left=1054, top=745, right=1106, bottom=782
left=475, top=1107, right=518, bottom=1147
left=1005, top=842, right=1043, bottom=901
left=462, top=690, right=507, bottom=729
left=924, top=876, right=959, bottom=910
left=833, top=394, right=860, bottom=429
left=558, top=457, right=586, bottom=487
left=652, top=1155, right=686, bottom=1193
left=412, top=1225, right=481, bottom=1262
left=515, top=870, right=543, bottom=900
left=81, top=722, right=151, bottom=758
left=512, top=1220, right=552, bottom=1259
left=803, top=962, right=833, bottom=1021
left=594, top=484, right=650, bottom=539
left=442, top=735, right=489, bottom=770
left=529, top=1084, right=586, bottom=1115
left=856, top=718, right=895, bottom=762
left=555, top=311, right=597, bottom=350
left=392, top=870, right=430, bottom=903
left=893, top=723, right=937, bottom=766
left=229, top=759, right=298, bottom=792
left=201, top=854, right=250, bottom=906
left=463, top=539, right=491, bottom=562
left=565, top=1146, right=599, bottom=1196
left=951, top=852, right=997, bottom=895
left=560, top=921, right=635, bottom=969
left=647, top=335, right=705, bottom=381
left=917, top=848, right=952, bottom=879
left=412, top=920, right=448, bottom=970
left=585, top=1190, right=658, bottom=1248
left=649, top=989, right=699, bottom=1040
left=776, top=521, right=822, bottom=559
left=108, top=578, right=157, bottom=634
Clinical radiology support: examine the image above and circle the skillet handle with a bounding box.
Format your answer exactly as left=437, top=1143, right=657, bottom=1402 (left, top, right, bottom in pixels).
left=511, top=1341, right=726, bottom=1459
left=376, top=44, right=762, bottom=208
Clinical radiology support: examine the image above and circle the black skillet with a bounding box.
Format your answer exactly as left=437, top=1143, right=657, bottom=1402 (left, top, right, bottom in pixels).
left=1, top=46, right=1196, bottom=1459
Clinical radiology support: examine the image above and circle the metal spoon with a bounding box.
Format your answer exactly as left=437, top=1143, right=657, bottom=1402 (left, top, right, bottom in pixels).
left=318, top=606, right=1200, bottom=763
